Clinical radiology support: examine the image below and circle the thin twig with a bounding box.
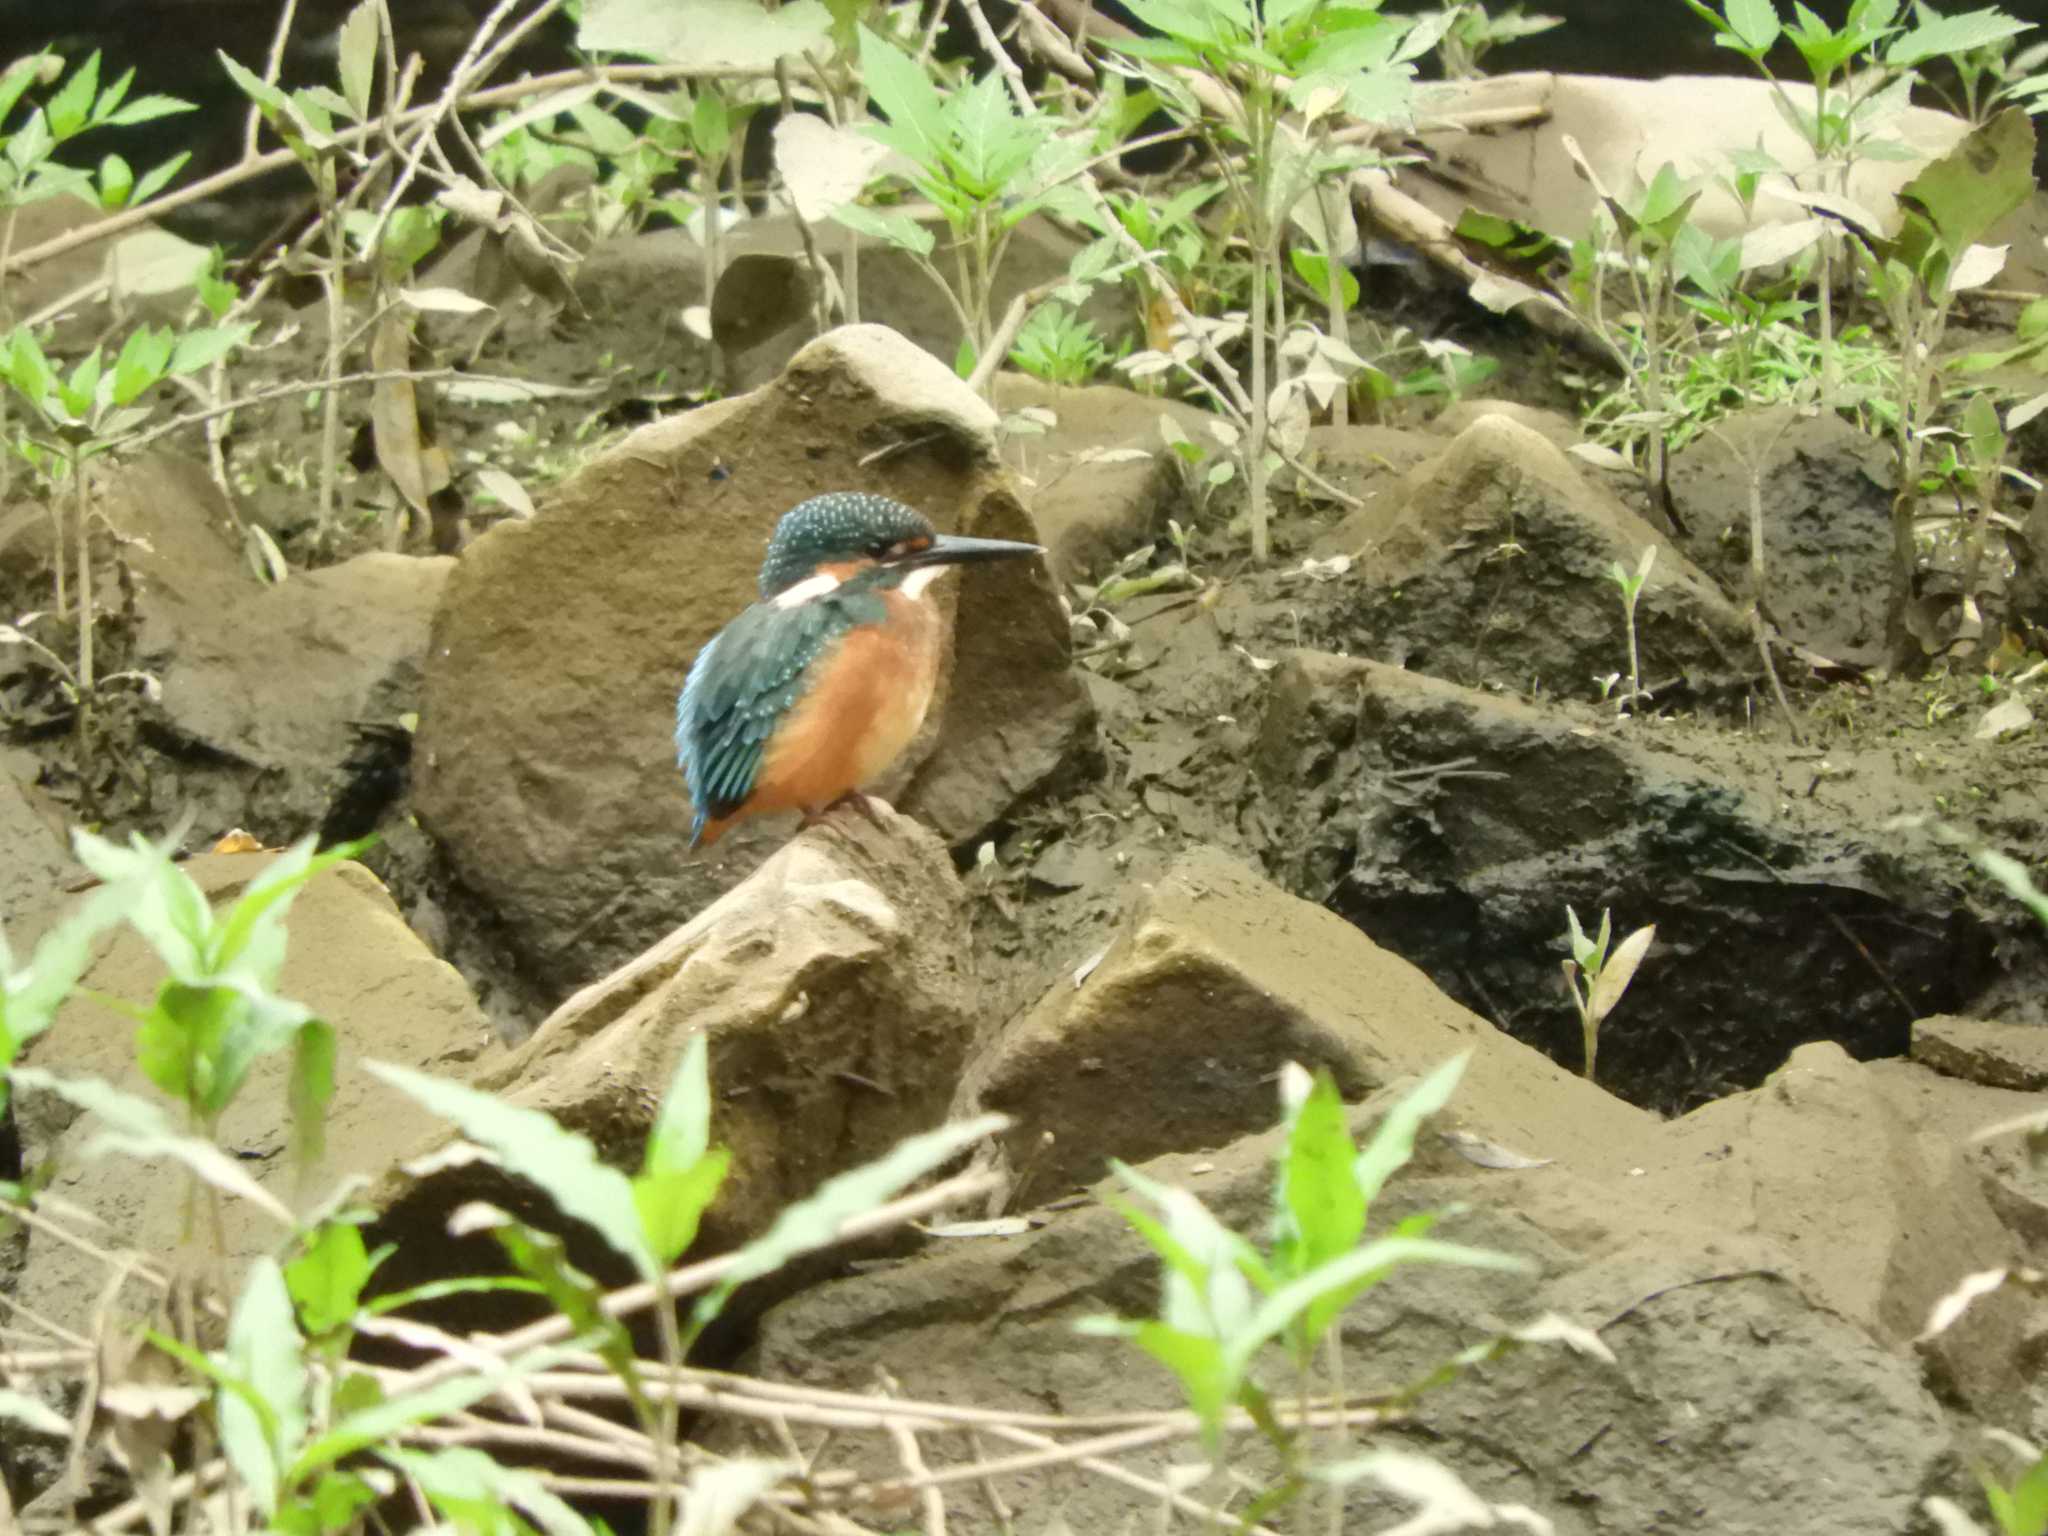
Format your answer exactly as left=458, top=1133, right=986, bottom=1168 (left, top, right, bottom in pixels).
left=0, top=62, right=779, bottom=284
left=111, top=366, right=588, bottom=457
left=245, top=0, right=302, bottom=161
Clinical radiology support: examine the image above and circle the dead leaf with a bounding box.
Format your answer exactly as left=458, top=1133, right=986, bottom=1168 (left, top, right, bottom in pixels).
left=473, top=466, right=535, bottom=518
left=1976, top=695, right=2034, bottom=741
left=774, top=113, right=892, bottom=224
left=370, top=310, right=451, bottom=518
left=1442, top=1130, right=1553, bottom=1170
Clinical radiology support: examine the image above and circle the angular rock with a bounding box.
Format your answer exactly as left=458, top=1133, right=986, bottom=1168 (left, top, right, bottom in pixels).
left=1429, top=398, right=1585, bottom=454
left=1869, top=1056, right=2048, bottom=1267
left=373, top=806, right=979, bottom=1288
left=993, top=376, right=1222, bottom=579
left=414, top=325, right=1091, bottom=1003
left=1311, top=415, right=1749, bottom=695
left=1668, top=408, right=1893, bottom=668
left=11, top=851, right=492, bottom=1343
left=1256, top=650, right=2000, bottom=1110
left=954, top=844, right=1654, bottom=1200
left=1912, top=1014, right=2048, bottom=1092
left=740, top=1047, right=1972, bottom=1535
left=0, top=765, right=67, bottom=925
left=105, top=454, right=450, bottom=834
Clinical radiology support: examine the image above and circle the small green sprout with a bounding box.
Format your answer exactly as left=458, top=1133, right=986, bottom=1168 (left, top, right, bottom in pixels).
left=1561, top=905, right=1656, bottom=1084
left=1604, top=545, right=1656, bottom=711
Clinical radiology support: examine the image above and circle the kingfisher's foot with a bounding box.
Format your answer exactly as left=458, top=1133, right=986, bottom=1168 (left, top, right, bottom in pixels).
left=804, top=791, right=892, bottom=834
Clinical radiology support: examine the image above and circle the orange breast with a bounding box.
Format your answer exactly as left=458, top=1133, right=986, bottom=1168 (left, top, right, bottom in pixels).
left=739, top=590, right=942, bottom=822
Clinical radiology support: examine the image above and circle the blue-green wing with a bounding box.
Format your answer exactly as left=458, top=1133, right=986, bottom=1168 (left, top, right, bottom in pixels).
left=675, top=592, right=883, bottom=844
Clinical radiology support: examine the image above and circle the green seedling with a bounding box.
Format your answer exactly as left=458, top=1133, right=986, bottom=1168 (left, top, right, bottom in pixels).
left=1104, top=0, right=1446, bottom=560
left=1682, top=0, right=2034, bottom=395
left=1605, top=545, right=1656, bottom=710
left=222, top=0, right=432, bottom=544
left=1434, top=0, right=1563, bottom=78
left=1081, top=1056, right=1538, bottom=1519
left=1561, top=905, right=1656, bottom=1084
left=0, top=319, right=247, bottom=734
left=838, top=28, right=1084, bottom=380
left=1010, top=301, right=1111, bottom=386
left=0, top=51, right=193, bottom=297
left=1562, top=154, right=1704, bottom=506
left=1851, top=108, right=2038, bottom=665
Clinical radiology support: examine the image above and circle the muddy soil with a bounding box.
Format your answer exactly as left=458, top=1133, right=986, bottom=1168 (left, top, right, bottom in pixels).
left=2, top=198, right=2045, bottom=1111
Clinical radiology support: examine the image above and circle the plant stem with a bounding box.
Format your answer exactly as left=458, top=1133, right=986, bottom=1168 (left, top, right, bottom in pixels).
left=317, top=198, right=347, bottom=545
left=1623, top=590, right=1641, bottom=710
left=70, top=443, right=91, bottom=709
left=649, top=1287, right=686, bottom=1536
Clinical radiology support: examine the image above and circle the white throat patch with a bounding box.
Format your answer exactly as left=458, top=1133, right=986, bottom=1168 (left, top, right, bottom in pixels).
left=899, top=564, right=949, bottom=600
left=771, top=569, right=844, bottom=609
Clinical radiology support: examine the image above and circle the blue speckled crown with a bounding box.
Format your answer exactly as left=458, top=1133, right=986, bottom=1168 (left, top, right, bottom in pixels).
left=756, top=492, right=935, bottom=598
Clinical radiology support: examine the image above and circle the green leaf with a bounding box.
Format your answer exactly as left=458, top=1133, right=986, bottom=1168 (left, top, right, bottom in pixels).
left=274, top=1472, right=381, bottom=1536
left=217, top=51, right=290, bottom=120
left=1275, top=1067, right=1365, bottom=1272
left=111, top=325, right=174, bottom=405
left=105, top=94, right=194, bottom=128
left=2, top=325, right=55, bottom=407
left=1222, top=1234, right=1532, bottom=1382
left=42, top=52, right=100, bottom=140
left=219, top=1258, right=308, bottom=1516
left=1290, top=249, right=1359, bottom=309
left=1124, top=1321, right=1231, bottom=1443
left=691, top=89, right=732, bottom=159
left=8, top=1067, right=295, bottom=1224
left=169, top=323, right=253, bottom=376
left=691, top=1113, right=1008, bottom=1335
left=58, top=348, right=102, bottom=419
left=70, top=827, right=211, bottom=982
left=858, top=26, right=948, bottom=170
left=0, top=883, right=128, bottom=1115
left=645, top=1033, right=714, bottom=1177
left=366, top=1061, right=656, bottom=1278
left=634, top=1151, right=730, bottom=1267
left=97, top=152, right=132, bottom=209
left=289, top=1018, right=336, bottom=1171
left=364, top=1274, right=544, bottom=1316
left=0, top=55, right=55, bottom=129
left=209, top=835, right=364, bottom=981
left=1888, top=8, right=2031, bottom=66
left=827, top=202, right=935, bottom=256
left=287, top=1222, right=384, bottom=1336
left=128, top=151, right=189, bottom=208
left=337, top=1, right=379, bottom=120
left=1352, top=1054, right=1469, bottom=1207
left=1712, top=0, right=1782, bottom=54
left=1895, top=108, right=2038, bottom=271
left=384, top=1446, right=595, bottom=1536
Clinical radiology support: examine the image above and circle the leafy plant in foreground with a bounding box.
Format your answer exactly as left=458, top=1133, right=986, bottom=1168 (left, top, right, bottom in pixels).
left=1081, top=1055, right=1552, bottom=1522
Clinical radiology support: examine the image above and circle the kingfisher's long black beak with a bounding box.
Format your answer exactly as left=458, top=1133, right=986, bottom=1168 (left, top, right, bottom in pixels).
left=904, top=532, right=1043, bottom=567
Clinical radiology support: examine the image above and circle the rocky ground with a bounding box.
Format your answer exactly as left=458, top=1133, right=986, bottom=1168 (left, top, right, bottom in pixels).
left=3, top=153, right=2048, bottom=1532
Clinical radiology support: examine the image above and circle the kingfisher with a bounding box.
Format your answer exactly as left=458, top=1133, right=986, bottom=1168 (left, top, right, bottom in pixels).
left=676, top=491, right=1042, bottom=848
